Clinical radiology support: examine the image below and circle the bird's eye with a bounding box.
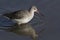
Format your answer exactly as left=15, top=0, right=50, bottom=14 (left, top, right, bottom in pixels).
left=34, top=8, right=36, bottom=10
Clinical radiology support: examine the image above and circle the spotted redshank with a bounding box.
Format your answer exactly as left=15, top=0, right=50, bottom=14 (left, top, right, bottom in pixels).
left=2, top=6, right=39, bottom=25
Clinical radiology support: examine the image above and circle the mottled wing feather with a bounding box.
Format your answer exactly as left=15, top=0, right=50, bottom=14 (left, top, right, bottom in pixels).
left=3, top=10, right=28, bottom=19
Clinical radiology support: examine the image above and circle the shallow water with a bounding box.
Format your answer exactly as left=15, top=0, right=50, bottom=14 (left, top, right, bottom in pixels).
left=0, top=0, right=60, bottom=40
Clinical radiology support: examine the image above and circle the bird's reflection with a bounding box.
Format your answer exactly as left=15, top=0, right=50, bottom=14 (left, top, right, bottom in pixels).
left=0, top=23, right=45, bottom=40
left=8, top=23, right=38, bottom=40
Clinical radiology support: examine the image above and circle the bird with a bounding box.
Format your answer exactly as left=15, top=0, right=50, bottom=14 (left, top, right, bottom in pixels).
left=2, top=6, right=39, bottom=25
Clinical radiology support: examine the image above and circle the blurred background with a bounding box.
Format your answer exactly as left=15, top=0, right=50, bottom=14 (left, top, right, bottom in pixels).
left=0, top=0, right=60, bottom=40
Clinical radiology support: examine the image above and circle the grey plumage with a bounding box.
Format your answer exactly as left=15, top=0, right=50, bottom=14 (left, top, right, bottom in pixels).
left=3, top=10, right=28, bottom=19
left=3, top=6, right=38, bottom=19
left=2, top=6, right=39, bottom=24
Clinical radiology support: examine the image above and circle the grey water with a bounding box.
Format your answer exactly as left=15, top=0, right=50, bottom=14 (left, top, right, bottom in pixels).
left=0, top=0, right=60, bottom=40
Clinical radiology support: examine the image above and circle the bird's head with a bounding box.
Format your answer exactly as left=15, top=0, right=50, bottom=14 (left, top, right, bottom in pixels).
left=31, top=6, right=39, bottom=13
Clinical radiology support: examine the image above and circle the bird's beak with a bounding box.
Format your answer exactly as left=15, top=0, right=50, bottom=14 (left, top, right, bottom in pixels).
left=36, top=10, right=39, bottom=13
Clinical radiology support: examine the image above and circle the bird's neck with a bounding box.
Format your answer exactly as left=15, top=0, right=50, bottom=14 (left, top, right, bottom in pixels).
left=29, top=9, right=34, bottom=15
left=29, top=7, right=34, bottom=14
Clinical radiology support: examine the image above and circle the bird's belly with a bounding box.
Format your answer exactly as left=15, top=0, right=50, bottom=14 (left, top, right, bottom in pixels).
left=13, top=17, right=33, bottom=24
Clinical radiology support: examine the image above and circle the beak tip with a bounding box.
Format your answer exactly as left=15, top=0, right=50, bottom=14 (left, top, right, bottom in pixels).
left=37, top=11, right=39, bottom=13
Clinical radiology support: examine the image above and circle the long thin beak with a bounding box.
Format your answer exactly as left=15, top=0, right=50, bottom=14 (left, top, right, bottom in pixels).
left=36, top=10, right=39, bottom=13
left=36, top=10, right=45, bottom=17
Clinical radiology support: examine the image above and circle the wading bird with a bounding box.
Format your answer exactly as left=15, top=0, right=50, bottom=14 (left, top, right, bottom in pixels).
left=2, top=6, right=39, bottom=25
